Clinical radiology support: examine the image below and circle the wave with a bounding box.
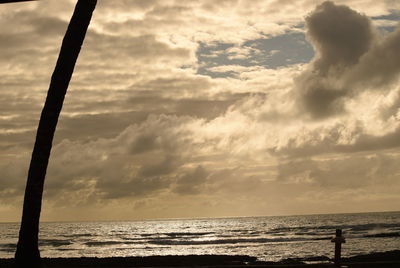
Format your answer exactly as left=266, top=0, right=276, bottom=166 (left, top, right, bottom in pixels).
left=85, top=241, right=124, bottom=246
left=164, top=232, right=214, bottom=237
left=56, top=248, right=77, bottom=251
left=140, top=234, right=154, bottom=237
left=0, top=248, right=15, bottom=253
left=2, top=240, right=72, bottom=250
left=0, top=243, right=16, bottom=249
left=62, top=233, right=94, bottom=238
left=147, top=236, right=331, bottom=246
left=349, top=223, right=400, bottom=232
left=120, top=237, right=148, bottom=242
left=140, top=232, right=214, bottom=238
left=364, top=232, right=400, bottom=238
left=85, top=241, right=139, bottom=247
left=270, top=223, right=400, bottom=234
left=294, top=231, right=331, bottom=236
left=0, top=243, right=16, bottom=252
left=39, top=239, right=72, bottom=247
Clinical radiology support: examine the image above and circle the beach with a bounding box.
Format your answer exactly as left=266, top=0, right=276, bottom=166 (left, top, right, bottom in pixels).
left=1, top=250, right=400, bottom=267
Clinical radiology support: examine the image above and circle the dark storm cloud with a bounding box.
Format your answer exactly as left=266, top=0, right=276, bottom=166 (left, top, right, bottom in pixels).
left=296, top=1, right=400, bottom=120
left=296, top=1, right=374, bottom=118
left=306, top=1, right=373, bottom=74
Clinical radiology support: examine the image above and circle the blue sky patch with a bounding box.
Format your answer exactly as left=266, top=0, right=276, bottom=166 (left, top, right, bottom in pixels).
left=197, top=32, right=314, bottom=78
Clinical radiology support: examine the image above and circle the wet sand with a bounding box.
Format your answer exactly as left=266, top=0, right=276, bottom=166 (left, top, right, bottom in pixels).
left=0, top=250, right=399, bottom=267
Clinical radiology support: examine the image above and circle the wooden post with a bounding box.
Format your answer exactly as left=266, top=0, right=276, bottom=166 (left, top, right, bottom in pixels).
left=331, top=229, right=346, bottom=267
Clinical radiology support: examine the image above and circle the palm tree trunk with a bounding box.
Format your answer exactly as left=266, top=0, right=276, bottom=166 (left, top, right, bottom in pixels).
left=0, top=0, right=38, bottom=3
left=15, top=0, right=97, bottom=266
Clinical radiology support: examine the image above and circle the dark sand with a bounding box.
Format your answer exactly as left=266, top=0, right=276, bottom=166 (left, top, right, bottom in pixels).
left=0, top=250, right=399, bottom=267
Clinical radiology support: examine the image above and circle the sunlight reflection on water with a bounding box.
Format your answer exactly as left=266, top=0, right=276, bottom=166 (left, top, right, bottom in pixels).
left=1, top=212, right=399, bottom=261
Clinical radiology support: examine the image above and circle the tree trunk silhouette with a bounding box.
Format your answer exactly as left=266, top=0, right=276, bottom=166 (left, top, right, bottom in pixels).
left=15, top=0, right=97, bottom=266
left=1, top=0, right=38, bottom=3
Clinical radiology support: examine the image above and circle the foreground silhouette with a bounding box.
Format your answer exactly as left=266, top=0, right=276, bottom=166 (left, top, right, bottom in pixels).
left=1, top=0, right=38, bottom=3
left=15, top=0, right=97, bottom=266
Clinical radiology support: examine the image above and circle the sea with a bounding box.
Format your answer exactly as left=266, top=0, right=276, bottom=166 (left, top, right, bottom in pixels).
left=1, top=211, right=399, bottom=262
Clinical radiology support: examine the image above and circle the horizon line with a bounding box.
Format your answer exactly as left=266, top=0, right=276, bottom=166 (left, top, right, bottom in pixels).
left=1, top=209, right=399, bottom=224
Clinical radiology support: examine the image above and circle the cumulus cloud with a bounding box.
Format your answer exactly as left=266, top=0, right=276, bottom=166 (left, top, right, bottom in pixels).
left=307, top=1, right=373, bottom=73
left=296, top=1, right=372, bottom=118
left=296, top=1, right=400, bottom=118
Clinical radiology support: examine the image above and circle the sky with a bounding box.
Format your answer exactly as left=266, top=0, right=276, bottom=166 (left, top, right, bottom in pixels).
left=0, top=0, right=400, bottom=222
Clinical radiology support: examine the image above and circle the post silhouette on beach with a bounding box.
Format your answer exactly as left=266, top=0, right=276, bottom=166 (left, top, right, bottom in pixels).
left=331, top=229, right=346, bottom=267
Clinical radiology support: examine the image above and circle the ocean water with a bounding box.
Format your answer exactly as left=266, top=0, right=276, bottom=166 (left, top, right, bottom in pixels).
left=0, top=211, right=399, bottom=261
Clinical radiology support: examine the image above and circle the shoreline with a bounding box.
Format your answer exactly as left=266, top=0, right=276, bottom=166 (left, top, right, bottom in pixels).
left=0, top=250, right=399, bottom=267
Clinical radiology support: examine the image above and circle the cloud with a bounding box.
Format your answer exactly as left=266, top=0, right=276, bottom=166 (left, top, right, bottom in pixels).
left=307, top=1, right=373, bottom=73
left=2, top=0, right=400, bottom=221
left=174, top=166, right=209, bottom=194
left=82, top=32, right=192, bottom=65
left=295, top=1, right=400, bottom=120
left=207, top=65, right=264, bottom=75
left=344, top=27, right=400, bottom=88
left=296, top=1, right=374, bottom=118
left=41, top=115, right=203, bottom=203
left=277, top=153, right=400, bottom=189
left=0, top=155, right=28, bottom=200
